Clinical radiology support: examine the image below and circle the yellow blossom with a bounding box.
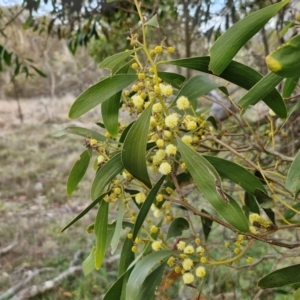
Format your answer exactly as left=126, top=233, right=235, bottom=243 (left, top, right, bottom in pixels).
left=196, top=246, right=205, bottom=254
left=150, top=225, right=158, bottom=233
left=184, top=245, right=195, bottom=254
left=174, top=266, right=181, bottom=273
left=234, top=248, right=241, bottom=255
left=135, top=192, right=146, bottom=204
left=246, top=256, right=253, bottom=264
left=132, top=94, right=144, bottom=108
left=114, top=187, right=122, bottom=195
left=154, top=45, right=163, bottom=53
left=127, top=233, right=133, bottom=239
left=163, top=130, right=172, bottom=138
left=156, top=194, right=164, bottom=202
left=154, top=209, right=163, bottom=218
left=152, top=103, right=163, bottom=113
left=165, top=144, right=177, bottom=156
left=131, top=245, right=138, bottom=252
left=195, top=238, right=201, bottom=245
left=187, top=121, right=197, bottom=130
left=90, top=138, right=97, bottom=146
left=200, top=257, right=207, bottom=263
left=177, top=241, right=186, bottom=251
left=181, top=135, right=192, bottom=144
left=167, top=47, right=175, bottom=54
left=176, top=96, right=190, bottom=110
left=135, top=237, right=142, bottom=244
left=167, top=256, right=175, bottom=267
left=159, top=162, right=172, bottom=175
left=195, top=266, right=206, bottom=278
left=182, top=273, right=195, bottom=284
left=165, top=113, right=179, bottom=128
left=97, top=155, right=105, bottom=164
left=182, top=258, right=193, bottom=270
left=156, top=139, right=165, bottom=148
left=224, top=242, right=230, bottom=248
left=152, top=240, right=162, bottom=251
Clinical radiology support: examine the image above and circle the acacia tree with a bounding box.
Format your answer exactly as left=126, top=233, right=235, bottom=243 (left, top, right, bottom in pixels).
left=55, top=0, right=300, bottom=298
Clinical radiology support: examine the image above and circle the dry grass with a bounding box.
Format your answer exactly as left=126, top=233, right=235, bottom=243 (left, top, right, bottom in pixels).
left=0, top=95, right=112, bottom=299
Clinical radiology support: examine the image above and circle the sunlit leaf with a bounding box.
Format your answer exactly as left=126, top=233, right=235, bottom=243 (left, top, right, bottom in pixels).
left=145, top=14, right=159, bottom=28
left=282, top=77, right=299, bottom=98
left=209, top=0, right=290, bottom=75
left=94, top=200, right=109, bottom=270
left=136, top=263, right=166, bottom=300
left=166, top=217, right=189, bottom=240
left=286, top=151, right=300, bottom=199
left=82, top=246, right=95, bottom=276
left=69, top=74, right=137, bottom=119
left=177, top=137, right=249, bottom=232
left=238, top=72, right=285, bottom=115
left=110, top=200, right=125, bottom=254
left=91, top=153, right=123, bottom=200
left=99, top=49, right=136, bottom=75
left=133, top=176, right=165, bottom=240
left=67, top=149, right=91, bottom=195
left=258, top=264, right=300, bottom=288
left=122, top=102, right=153, bottom=188
left=53, top=126, right=107, bottom=141
left=162, top=57, right=285, bottom=118
left=204, top=156, right=266, bottom=195
left=61, top=193, right=106, bottom=232
left=126, top=250, right=174, bottom=300
left=158, top=71, right=186, bottom=89
left=101, top=92, right=121, bottom=138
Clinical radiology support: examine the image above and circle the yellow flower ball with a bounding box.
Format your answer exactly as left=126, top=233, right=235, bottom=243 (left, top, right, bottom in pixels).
left=196, top=246, right=205, bottom=254
left=184, top=245, right=195, bottom=254
left=165, top=113, right=179, bottom=128
left=154, top=45, right=163, bottom=54
left=135, top=192, right=146, bottom=204
left=182, top=273, right=195, bottom=284
left=182, top=258, right=193, bottom=270
left=165, top=144, right=177, bottom=156
left=152, top=240, right=162, bottom=251
left=177, top=241, right=186, bottom=251
left=97, top=155, right=105, bottom=164
left=176, top=96, right=190, bottom=110
left=167, top=46, right=175, bottom=54
left=90, top=138, right=98, bottom=146
left=187, top=121, right=197, bottom=130
left=156, top=194, right=164, bottom=202
left=152, top=103, right=163, bottom=113
left=195, top=266, right=206, bottom=278
left=181, top=135, right=192, bottom=145
left=159, top=162, right=172, bottom=175
left=167, top=256, right=175, bottom=267
left=132, top=94, right=144, bottom=108
left=150, top=225, right=158, bottom=233
left=156, top=139, right=165, bottom=148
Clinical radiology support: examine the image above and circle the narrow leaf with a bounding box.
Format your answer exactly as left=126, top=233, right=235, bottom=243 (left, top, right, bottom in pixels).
left=177, top=137, right=249, bottom=232
left=209, top=0, right=290, bottom=75
left=286, top=151, right=300, bottom=199
left=69, top=74, right=137, bottom=119
left=158, top=71, right=186, bottom=89
left=101, top=92, right=121, bottom=138
left=284, top=202, right=300, bottom=220
left=122, top=103, right=153, bottom=188
left=126, top=250, right=174, bottom=300
left=103, top=267, right=134, bottom=300
left=204, top=156, right=266, bottom=195
left=94, top=200, right=109, bottom=269
left=136, top=263, right=166, bottom=300
left=91, top=153, right=123, bottom=200
left=82, top=246, right=96, bottom=276
left=238, top=72, right=285, bottom=116
left=118, top=236, right=135, bottom=277
left=201, top=209, right=214, bottom=241
left=254, top=189, right=275, bottom=209
left=258, top=264, right=300, bottom=288
left=166, top=217, right=190, bottom=240
left=145, top=14, right=159, bottom=28
left=30, top=65, right=47, bottom=77
left=133, top=176, right=166, bottom=240
left=244, top=191, right=260, bottom=214
left=99, top=49, right=135, bottom=75
left=110, top=201, right=124, bottom=254
left=282, top=77, right=299, bottom=98
left=61, top=193, right=106, bottom=232
left=53, top=126, right=106, bottom=141
left=67, top=149, right=91, bottom=195
left=163, top=57, right=285, bottom=118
